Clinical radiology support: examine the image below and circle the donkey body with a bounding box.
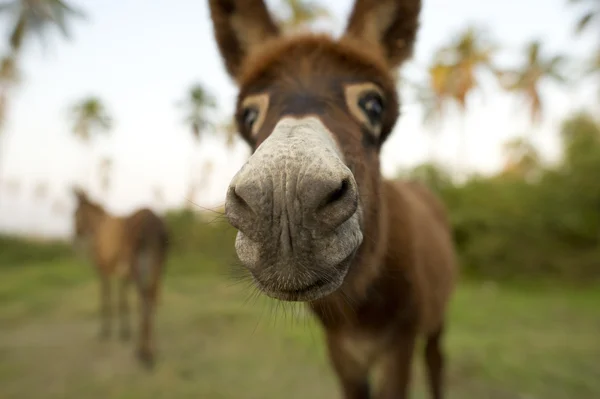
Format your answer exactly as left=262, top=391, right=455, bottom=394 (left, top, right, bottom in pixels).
left=208, top=0, right=458, bottom=397
left=72, top=188, right=169, bottom=368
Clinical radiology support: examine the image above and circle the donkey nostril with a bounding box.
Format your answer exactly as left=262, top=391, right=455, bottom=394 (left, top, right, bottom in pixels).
left=321, top=178, right=351, bottom=208
left=229, top=186, right=254, bottom=216
left=225, top=181, right=262, bottom=236
left=314, top=176, right=358, bottom=229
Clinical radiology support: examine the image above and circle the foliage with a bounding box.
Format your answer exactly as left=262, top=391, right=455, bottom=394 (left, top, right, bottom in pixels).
left=277, top=0, right=331, bottom=32
left=179, top=83, right=217, bottom=142
left=0, top=0, right=85, bottom=52
left=162, top=208, right=237, bottom=269
left=498, top=41, right=567, bottom=124
left=69, top=96, right=112, bottom=142
left=569, top=0, right=599, bottom=36
left=421, top=25, right=500, bottom=173
left=435, top=25, right=499, bottom=110
left=0, top=54, right=20, bottom=130
left=0, top=234, right=72, bottom=267
left=401, top=110, right=600, bottom=281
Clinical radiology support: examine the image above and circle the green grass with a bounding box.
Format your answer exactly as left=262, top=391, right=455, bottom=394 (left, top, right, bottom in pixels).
left=1, top=255, right=599, bottom=399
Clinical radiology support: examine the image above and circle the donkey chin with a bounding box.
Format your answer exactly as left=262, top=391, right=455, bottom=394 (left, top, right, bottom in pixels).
left=233, top=209, right=363, bottom=302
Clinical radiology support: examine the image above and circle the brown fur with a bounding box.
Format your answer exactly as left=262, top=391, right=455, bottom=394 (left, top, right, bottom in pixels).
left=71, top=187, right=169, bottom=369
left=208, top=1, right=458, bottom=398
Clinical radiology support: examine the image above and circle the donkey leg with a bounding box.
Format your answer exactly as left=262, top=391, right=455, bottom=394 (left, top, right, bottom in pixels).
left=325, top=332, right=371, bottom=399
left=118, top=276, right=132, bottom=341
left=136, top=283, right=157, bottom=369
left=98, top=274, right=112, bottom=339
left=374, top=332, right=416, bottom=399
left=424, top=325, right=446, bottom=399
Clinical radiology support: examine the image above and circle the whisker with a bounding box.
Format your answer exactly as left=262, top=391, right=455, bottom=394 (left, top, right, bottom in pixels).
left=185, top=198, right=227, bottom=216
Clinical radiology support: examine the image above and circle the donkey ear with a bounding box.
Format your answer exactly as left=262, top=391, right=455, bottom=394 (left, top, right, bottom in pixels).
left=71, top=185, right=87, bottom=203
left=343, top=0, right=422, bottom=69
left=208, top=0, right=281, bottom=83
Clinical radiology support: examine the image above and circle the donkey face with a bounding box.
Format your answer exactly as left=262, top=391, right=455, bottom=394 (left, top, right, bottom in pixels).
left=209, top=0, right=421, bottom=301
left=71, top=187, right=102, bottom=253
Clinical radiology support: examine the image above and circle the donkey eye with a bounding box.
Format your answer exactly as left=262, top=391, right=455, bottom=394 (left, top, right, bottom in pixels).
left=358, top=92, right=384, bottom=126
left=242, top=107, right=259, bottom=130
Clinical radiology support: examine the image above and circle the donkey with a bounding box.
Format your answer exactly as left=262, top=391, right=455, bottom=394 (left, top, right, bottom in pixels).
left=208, top=0, right=458, bottom=397
left=71, top=187, right=169, bottom=368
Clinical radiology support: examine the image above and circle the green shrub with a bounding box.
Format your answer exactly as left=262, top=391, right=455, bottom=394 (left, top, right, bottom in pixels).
left=0, top=235, right=73, bottom=268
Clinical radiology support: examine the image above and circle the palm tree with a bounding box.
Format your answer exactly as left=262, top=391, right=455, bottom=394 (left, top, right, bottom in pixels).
left=569, top=0, right=599, bottom=36
left=569, top=0, right=600, bottom=98
left=278, top=0, right=331, bottom=32
left=179, top=83, right=217, bottom=209
left=406, top=78, right=443, bottom=162
left=437, top=26, right=498, bottom=110
left=0, top=54, right=20, bottom=130
left=152, top=186, right=165, bottom=208
left=69, top=96, right=112, bottom=191
left=179, top=83, right=217, bottom=142
left=498, top=41, right=566, bottom=125
left=0, top=1, right=85, bottom=184
left=500, top=136, right=541, bottom=181
left=98, top=156, right=112, bottom=199
left=70, top=96, right=112, bottom=141
left=434, top=26, right=498, bottom=178
left=219, top=116, right=238, bottom=149
left=415, top=61, right=458, bottom=162
left=588, top=51, right=600, bottom=75
left=0, top=54, right=21, bottom=192
left=0, top=0, right=85, bottom=54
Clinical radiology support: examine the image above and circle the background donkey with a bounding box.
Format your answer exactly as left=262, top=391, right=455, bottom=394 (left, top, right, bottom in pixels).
left=71, top=187, right=169, bottom=368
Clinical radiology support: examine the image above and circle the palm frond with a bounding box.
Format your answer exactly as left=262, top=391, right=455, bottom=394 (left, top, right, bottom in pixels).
left=5, top=0, right=85, bottom=52
left=69, top=96, right=112, bottom=141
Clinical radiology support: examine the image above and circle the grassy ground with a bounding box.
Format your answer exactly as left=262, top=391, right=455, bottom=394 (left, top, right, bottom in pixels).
left=1, top=255, right=599, bottom=399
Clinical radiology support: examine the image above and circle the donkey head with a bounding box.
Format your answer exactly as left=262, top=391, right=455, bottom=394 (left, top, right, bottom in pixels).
left=208, top=0, right=421, bottom=301
left=71, top=187, right=104, bottom=251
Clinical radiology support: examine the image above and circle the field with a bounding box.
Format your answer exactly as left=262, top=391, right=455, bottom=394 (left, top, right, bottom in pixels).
left=1, top=250, right=599, bottom=398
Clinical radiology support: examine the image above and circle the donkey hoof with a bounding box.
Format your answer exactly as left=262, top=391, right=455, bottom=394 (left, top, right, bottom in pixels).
left=136, top=349, right=155, bottom=370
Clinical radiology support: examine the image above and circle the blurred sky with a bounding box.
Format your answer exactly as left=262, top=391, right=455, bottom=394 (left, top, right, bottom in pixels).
left=0, top=0, right=597, bottom=238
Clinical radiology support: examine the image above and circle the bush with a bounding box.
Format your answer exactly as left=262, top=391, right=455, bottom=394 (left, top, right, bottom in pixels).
left=403, top=111, right=600, bottom=282
left=162, top=208, right=238, bottom=275
left=0, top=235, right=73, bottom=268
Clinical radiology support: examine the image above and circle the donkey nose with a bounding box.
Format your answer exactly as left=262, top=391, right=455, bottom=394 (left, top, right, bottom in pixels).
left=225, top=178, right=261, bottom=234
left=302, top=171, right=359, bottom=229
left=226, top=167, right=359, bottom=234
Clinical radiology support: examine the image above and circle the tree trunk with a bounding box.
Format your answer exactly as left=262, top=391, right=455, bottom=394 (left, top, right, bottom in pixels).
left=456, top=111, right=468, bottom=182
left=78, top=141, right=94, bottom=195
left=186, top=144, right=197, bottom=210
left=0, top=94, right=9, bottom=200
left=428, top=132, right=437, bottom=164
left=0, top=134, right=5, bottom=199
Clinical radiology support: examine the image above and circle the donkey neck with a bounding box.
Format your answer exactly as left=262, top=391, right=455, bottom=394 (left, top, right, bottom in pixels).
left=86, top=207, right=110, bottom=235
